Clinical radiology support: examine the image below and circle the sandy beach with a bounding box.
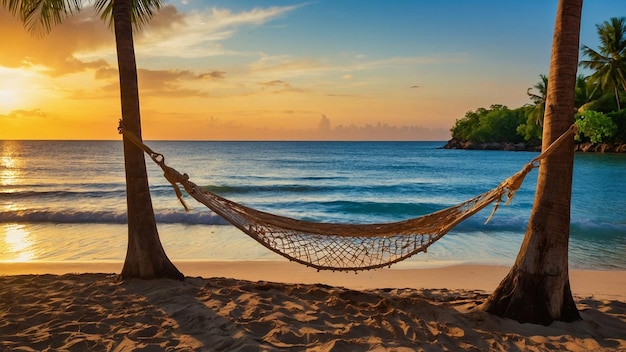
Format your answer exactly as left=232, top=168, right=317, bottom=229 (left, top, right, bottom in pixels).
left=1, top=261, right=625, bottom=351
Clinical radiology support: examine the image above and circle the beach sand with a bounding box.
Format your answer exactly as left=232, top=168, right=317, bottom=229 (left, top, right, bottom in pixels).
left=1, top=261, right=625, bottom=351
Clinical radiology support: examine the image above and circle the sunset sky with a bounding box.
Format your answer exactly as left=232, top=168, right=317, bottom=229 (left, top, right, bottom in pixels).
left=0, top=1, right=622, bottom=140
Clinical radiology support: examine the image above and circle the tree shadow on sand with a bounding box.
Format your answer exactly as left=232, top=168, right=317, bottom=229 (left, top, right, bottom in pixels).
left=1, top=274, right=625, bottom=351
left=157, top=278, right=626, bottom=351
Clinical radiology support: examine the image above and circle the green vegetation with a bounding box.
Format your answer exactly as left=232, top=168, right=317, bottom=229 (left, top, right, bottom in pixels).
left=450, top=16, right=626, bottom=149
left=575, top=110, right=617, bottom=143
left=451, top=105, right=528, bottom=144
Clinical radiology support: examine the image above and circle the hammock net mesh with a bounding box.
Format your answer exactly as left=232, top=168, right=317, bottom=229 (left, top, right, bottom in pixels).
left=178, top=180, right=517, bottom=271
left=119, top=123, right=576, bottom=272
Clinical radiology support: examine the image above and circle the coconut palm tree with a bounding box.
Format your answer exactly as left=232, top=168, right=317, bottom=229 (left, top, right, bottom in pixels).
left=575, top=74, right=599, bottom=111
left=527, top=74, right=548, bottom=125
left=580, top=17, right=626, bottom=111
left=482, top=0, right=582, bottom=324
left=574, top=74, right=623, bottom=113
left=2, top=0, right=184, bottom=280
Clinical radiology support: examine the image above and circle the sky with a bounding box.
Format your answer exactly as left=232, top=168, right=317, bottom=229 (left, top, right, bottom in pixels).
left=0, top=1, right=623, bottom=140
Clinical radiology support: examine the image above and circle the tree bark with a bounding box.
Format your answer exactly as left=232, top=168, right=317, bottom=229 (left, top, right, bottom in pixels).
left=481, top=0, right=582, bottom=324
left=114, top=0, right=183, bottom=280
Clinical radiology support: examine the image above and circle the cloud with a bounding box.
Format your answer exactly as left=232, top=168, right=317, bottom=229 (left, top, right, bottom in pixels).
left=144, top=5, right=186, bottom=33
left=94, top=67, right=118, bottom=80
left=61, top=66, right=217, bottom=100
left=313, top=115, right=448, bottom=141
left=1, top=3, right=306, bottom=77
left=0, top=8, right=113, bottom=76
left=318, top=114, right=330, bottom=131
left=137, top=69, right=210, bottom=97
left=3, top=3, right=437, bottom=96
left=326, top=93, right=364, bottom=98
left=153, top=113, right=450, bottom=141
left=249, top=54, right=327, bottom=78
left=135, top=4, right=306, bottom=58
left=209, top=5, right=301, bottom=26
left=257, top=80, right=303, bottom=93
left=0, top=109, right=47, bottom=119
left=328, top=123, right=441, bottom=140
left=199, top=71, right=227, bottom=80
left=88, top=68, right=214, bottom=98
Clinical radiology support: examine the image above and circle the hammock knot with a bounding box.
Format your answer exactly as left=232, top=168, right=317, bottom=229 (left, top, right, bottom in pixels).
left=504, top=162, right=534, bottom=201
left=150, top=152, right=165, bottom=164
left=159, top=163, right=191, bottom=211
left=484, top=161, right=536, bottom=224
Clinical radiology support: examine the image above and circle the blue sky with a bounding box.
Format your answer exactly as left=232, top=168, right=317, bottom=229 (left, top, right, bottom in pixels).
left=1, top=0, right=623, bottom=140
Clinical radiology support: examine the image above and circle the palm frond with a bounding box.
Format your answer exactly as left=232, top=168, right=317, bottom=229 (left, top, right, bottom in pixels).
left=1, top=0, right=82, bottom=35
left=95, top=0, right=164, bottom=31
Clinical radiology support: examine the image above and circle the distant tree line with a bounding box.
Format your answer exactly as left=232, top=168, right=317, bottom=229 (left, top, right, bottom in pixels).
left=447, top=17, right=626, bottom=151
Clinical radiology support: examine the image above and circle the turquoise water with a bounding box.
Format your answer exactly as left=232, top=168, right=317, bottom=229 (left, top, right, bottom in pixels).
left=0, top=140, right=624, bottom=269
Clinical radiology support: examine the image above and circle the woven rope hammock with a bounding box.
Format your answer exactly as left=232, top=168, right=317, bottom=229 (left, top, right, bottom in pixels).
left=119, top=123, right=577, bottom=271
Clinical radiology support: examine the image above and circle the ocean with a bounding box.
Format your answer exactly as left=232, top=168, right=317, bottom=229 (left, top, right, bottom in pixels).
left=1, top=140, right=624, bottom=270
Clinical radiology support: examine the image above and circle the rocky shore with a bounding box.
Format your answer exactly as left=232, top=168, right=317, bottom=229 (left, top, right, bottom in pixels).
left=575, top=142, right=626, bottom=153
left=443, top=139, right=626, bottom=153
left=442, top=139, right=540, bottom=151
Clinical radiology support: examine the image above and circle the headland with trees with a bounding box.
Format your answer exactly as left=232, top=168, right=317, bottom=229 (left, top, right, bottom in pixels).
left=444, top=17, right=626, bottom=153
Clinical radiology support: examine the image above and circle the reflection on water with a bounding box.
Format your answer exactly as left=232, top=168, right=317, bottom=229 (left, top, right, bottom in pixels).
left=1, top=224, right=35, bottom=261
left=1, top=157, right=19, bottom=186
left=0, top=141, right=21, bottom=186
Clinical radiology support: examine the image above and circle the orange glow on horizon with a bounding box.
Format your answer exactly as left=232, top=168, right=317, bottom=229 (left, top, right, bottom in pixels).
left=1, top=2, right=559, bottom=141
left=0, top=6, right=461, bottom=141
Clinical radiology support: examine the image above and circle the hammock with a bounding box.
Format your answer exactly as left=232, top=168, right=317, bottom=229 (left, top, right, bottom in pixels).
left=119, top=124, right=576, bottom=272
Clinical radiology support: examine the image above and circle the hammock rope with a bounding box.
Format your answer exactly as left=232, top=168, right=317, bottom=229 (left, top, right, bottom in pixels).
left=118, top=122, right=577, bottom=271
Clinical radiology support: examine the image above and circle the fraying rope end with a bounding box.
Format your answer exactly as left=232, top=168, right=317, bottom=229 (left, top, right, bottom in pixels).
left=484, top=199, right=501, bottom=225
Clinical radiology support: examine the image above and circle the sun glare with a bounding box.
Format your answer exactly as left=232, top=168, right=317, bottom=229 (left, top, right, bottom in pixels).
left=0, top=89, right=22, bottom=112
left=1, top=224, right=35, bottom=262
left=1, top=156, right=15, bottom=168
left=0, top=67, right=32, bottom=113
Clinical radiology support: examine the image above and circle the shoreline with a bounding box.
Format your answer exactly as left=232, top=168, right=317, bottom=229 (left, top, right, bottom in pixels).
left=2, top=260, right=624, bottom=301
left=443, top=139, right=626, bottom=153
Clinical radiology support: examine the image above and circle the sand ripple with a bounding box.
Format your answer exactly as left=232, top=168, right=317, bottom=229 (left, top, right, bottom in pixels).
left=1, top=274, right=625, bottom=351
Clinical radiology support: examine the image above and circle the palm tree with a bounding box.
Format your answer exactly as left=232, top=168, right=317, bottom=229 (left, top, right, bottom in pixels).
left=527, top=74, right=548, bottom=125
left=481, top=0, right=582, bottom=324
left=580, top=17, right=626, bottom=111
left=2, top=0, right=184, bottom=280
left=574, top=74, right=600, bottom=111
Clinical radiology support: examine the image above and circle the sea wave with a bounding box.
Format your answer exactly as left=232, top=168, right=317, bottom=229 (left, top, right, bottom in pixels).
left=0, top=190, right=126, bottom=200
left=200, top=183, right=435, bottom=196
left=202, top=184, right=326, bottom=195
left=1, top=205, right=623, bottom=240
left=0, top=209, right=229, bottom=225
left=299, top=200, right=448, bottom=219
left=450, top=213, right=626, bottom=240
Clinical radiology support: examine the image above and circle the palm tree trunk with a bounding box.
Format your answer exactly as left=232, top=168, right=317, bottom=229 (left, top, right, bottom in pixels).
left=481, top=0, right=582, bottom=324
left=113, top=0, right=183, bottom=280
